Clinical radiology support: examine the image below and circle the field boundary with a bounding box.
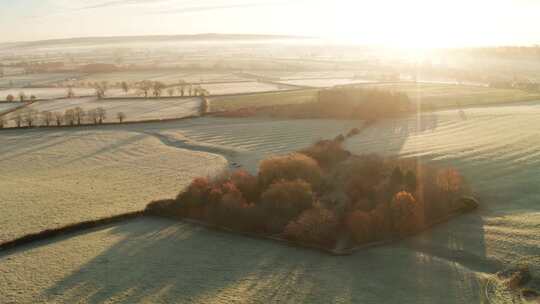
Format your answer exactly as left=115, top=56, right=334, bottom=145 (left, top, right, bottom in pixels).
left=0, top=211, right=145, bottom=253
left=0, top=114, right=200, bottom=132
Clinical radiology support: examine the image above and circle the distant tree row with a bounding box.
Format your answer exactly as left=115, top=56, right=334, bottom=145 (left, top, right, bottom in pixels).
left=2, top=107, right=127, bottom=129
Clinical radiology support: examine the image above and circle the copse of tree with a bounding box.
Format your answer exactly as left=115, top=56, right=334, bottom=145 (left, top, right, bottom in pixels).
left=167, top=88, right=175, bottom=97
left=6, top=94, right=15, bottom=102
left=0, top=117, right=5, bottom=128
left=147, top=136, right=476, bottom=252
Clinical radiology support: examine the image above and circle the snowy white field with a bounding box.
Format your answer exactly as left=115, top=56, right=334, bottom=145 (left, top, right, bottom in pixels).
left=1, top=103, right=540, bottom=303
left=0, top=87, right=96, bottom=101
left=0, top=128, right=227, bottom=243
left=191, top=81, right=294, bottom=95
left=3, top=97, right=201, bottom=127
left=279, top=78, right=375, bottom=88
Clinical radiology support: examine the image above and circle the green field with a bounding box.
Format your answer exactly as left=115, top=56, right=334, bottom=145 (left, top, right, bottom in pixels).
left=361, top=83, right=540, bottom=108
left=210, top=83, right=540, bottom=112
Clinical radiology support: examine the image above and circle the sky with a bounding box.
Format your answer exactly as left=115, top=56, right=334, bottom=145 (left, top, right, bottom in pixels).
left=0, top=0, right=539, bottom=47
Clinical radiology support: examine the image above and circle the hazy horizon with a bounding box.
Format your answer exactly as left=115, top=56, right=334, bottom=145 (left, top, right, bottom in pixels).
left=1, top=0, right=540, bottom=48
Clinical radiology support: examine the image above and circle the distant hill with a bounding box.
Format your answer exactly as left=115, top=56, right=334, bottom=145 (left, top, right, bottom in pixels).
left=3, top=34, right=309, bottom=49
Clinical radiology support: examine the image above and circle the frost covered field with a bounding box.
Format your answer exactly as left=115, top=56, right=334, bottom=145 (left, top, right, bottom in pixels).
left=3, top=97, right=201, bottom=127
left=0, top=128, right=227, bottom=243
left=279, top=78, right=374, bottom=88
left=0, top=102, right=24, bottom=114
left=1, top=103, right=540, bottom=303
left=0, top=87, right=97, bottom=101
left=194, top=81, right=294, bottom=95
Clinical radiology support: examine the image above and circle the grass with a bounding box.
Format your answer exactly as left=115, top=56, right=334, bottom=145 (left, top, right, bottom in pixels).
left=209, top=89, right=319, bottom=111
left=359, top=83, right=540, bottom=108
left=211, top=83, right=540, bottom=114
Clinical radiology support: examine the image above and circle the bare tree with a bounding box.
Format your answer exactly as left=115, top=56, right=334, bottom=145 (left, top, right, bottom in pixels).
left=88, top=109, right=98, bottom=124
left=96, top=107, right=107, bottom=124
left=0, top=117, right=5, bottom=128
left=152, top=81, right=166, bottom=97
left=200, top=97, right=210, bottom=115
left=117, top=112, right=126, bottom=123
left=139, top=80, right=152, bottom=98
left=54, top=112, right=64, bottom=126
left=94, top=81, right=108, bottom=99
left=23, top=109, right=38, bottom=127
left=121, top=81, right=129, bottom=95
left=73, top=107, right=85, bottom=125
left=188, top=84, right=193, bottom=96
left=66, top=86, right=75, bottom=98
left=18, top=92, right=26, bottom=102
left=14, top=113, right=23, bottom=127
left=6, top=94, right=14, bottom=102
left=167, top=88, right=175, bottom=97
left=65, top=109, right=75, bottom=126
left=41, top=111, right=54, bottom=126
left=178, top=85, right=185, bottom=97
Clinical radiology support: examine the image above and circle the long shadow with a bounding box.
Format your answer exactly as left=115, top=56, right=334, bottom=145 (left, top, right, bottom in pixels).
left=28, top=211, right=491, bottom=304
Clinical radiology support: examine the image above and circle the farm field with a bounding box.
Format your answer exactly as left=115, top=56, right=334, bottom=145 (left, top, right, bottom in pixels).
left=2, top=97, right=202, bottom=127
left=209, top=89, right=319, bottom=111
left=0, top=72, right=81, bottom=88
left=131, top=117, right=363, bottom=172
left=193, top=81, right=295, bottom=95
left=1, top=102, right=540, bottom=303
left=79, top=71, right=249, bottom=85
left=0, top=102, right=24, bottom=114
left=360, top=82, right=540, bottom=108
left=0, top=87, right=97, bottom=101
left=0, top=128, right=227, bottom=243
left=278, top=78, right=375, bottom=88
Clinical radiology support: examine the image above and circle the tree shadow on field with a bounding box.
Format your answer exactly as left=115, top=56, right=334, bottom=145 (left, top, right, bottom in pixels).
left=39, top=212, right=491, bottom=304
left=346, top=111, right=438, bottom=157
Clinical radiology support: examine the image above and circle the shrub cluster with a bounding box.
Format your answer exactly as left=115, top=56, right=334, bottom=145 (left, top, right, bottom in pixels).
left=147, top=137, right=475, bottom=251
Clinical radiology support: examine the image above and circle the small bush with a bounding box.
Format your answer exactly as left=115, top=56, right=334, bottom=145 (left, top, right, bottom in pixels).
left=259, top=153, right=322, bottom=189
left=345, top=210, right=374, bottom=244
left=260, top=179, right=314, bottom=233
left=283, top=206, right=340, bottom=248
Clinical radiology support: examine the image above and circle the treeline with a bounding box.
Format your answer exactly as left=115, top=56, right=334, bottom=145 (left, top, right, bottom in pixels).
left=0, top=107, right=126, bottom=129
left=215, top=87, right=414, bottom=121
left=147, top=135, right=477, bottom=252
